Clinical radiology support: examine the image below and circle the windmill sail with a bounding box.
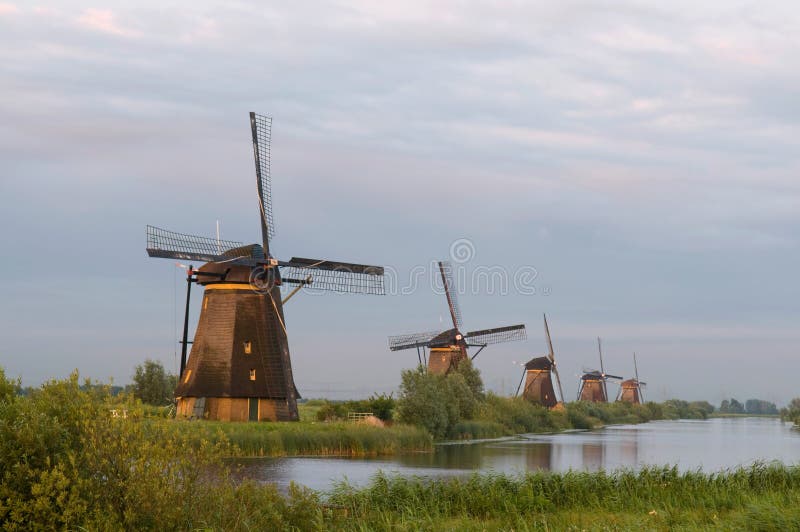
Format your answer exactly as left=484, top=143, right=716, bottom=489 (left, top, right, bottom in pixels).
left=544, top=314, right=565, bottom=404
left=250, top=112, right=275, bottom=251
left=438, top=261, right=462, bottom=330
left=464, top=324, right=526, bottom=345
left=388, top=330, right=445, bottom=351
left=146, top=225, right=248, bottom=263
left=280, top=257, right=385, bottom=295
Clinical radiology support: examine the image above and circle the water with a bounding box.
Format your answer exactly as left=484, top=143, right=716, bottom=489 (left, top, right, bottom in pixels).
left=231, top=417, right=800, bottom=492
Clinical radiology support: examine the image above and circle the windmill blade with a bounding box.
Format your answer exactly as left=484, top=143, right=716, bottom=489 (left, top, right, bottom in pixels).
left=634, top=352, right=640, bottom=383
left=514, top=369, right=526, bottom=397
left=279, top=257, right=384, bottom=295
left=146, top=225, right=248, bottom=263
left=603, top=373, right=624, bottom=380
left=464, top=324, right=527, bottom=346
left=438, top=261, right=462, bottom=330
left=543, top=313, right=564, bottom=403
left=597, top=337, right=608, bottom=400
left=249, top=112, right=275, bottom=251
left=388, top=330, right=444, bottom=352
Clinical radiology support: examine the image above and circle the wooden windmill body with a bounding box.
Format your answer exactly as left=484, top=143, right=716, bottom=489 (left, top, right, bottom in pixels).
left=516, top=314, right=564, bottom=408
left=147, top=113, right=385, bottom=422
left=388, top=261, right=526, bottom=374
left=577, top=338, right=621, bottom=403
left=617, top=353, right=646, bottom=404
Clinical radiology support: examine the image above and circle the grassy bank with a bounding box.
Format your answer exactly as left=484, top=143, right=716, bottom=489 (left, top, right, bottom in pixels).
left=166, top=419, right=432, bottom=457
left=5, top=371, right=800, bottom=530
left=325, top=463, right=800, bottom=530
left=440, top=395, right=716, bottom=440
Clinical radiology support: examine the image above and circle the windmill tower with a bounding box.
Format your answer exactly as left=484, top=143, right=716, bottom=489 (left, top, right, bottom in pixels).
left=617, top=352, right=646, bottom=404
left=577, top=337, right=622, bottom=402
left=516, top=314, right=565, bottom=408
left=146, top=112, right=385, bottom=422
left=388, top=261, right=526, bottom=374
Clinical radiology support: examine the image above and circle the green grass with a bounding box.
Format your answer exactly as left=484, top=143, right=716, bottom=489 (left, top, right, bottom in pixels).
left=323, top=463, right=800, bottom=530
left=163, top=419, right=432, bottom=457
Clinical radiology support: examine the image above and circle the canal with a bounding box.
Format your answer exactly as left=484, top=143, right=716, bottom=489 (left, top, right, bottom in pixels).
left=231, top=417, right=800, bottom=492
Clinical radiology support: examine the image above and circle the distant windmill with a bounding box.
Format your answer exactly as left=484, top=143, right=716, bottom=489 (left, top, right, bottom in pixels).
left=577, top=337, right=622, bottom=402
left=617, top=352, right=647, bottom=404
left=515, top=314, right=564, bottom=408
left=146, top=112, right=385, bottom=422
left=388, top=261, right=526, bottom=374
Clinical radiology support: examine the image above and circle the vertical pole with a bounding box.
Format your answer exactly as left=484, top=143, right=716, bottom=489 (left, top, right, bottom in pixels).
left=416, top=346, right=422, bottom=367
left=180, top=267, right=193, bottom=378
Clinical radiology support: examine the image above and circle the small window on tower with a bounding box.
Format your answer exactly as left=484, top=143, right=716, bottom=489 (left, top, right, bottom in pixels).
left=203, top=297, right=208, bottom=310
left=183, top=370, right=192, bottom=383
left=244, top=341, right=252, bottom=354
left=249, top=369, right=256, bottom=381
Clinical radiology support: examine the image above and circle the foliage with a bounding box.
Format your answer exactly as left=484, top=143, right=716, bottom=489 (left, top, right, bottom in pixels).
left=781, top=398, right=800, bottom=425
left=396, top=362, right=484, bottom=439
left=314, top=394, right=397, bottom=422
left=720, top=398, right=746, bottom=414
left=0, top=367, right=18, bottom=403
left=0, top=370, right=235, bottom=530
left=662, top=399, right=714, bottom=419
left=745, top=399, right=779, bottom=415
left=131, top=359, right=177, bottom=406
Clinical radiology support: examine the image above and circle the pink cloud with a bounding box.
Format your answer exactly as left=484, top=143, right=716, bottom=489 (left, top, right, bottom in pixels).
left=76, top=8, right=140, bottom=37
left=0, top=3, right=19, bottom=15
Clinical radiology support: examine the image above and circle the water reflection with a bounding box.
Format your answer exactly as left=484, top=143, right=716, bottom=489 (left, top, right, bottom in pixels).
left=230, top=418, right=800, bottom=492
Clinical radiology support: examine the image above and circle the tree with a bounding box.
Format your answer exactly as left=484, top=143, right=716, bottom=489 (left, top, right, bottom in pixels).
left=396, top=364, right=485, bottom=439
left=132, top=360, right=176, bottom=406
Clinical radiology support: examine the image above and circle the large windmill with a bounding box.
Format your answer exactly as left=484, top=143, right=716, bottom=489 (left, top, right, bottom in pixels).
left=388, top=261, right=526, bottom=374
left=146, top=112, right=385, bottom=422
left=515, top=314, right=564, bottom=408
left=577, top=337, right=622, bottom=402
left=617, top=352, right=646, bottom=404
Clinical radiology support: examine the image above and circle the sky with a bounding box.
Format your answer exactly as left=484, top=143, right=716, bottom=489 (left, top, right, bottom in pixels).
left=0, top=1, right=798, bottom=405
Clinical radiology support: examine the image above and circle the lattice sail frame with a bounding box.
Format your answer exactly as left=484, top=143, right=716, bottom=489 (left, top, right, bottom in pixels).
left=438, top=261, right=463, bottom=330
left=280, top=258, right=385, bottom=295
left=464, top=324, right=527, bottom=345
left=146, top=225, right=248, bottom=262
left=250, top=112, right=275, bottom=240
left=388, top=330, right=445, bottom=352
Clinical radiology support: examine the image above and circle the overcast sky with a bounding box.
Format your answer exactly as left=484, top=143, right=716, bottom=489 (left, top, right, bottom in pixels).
left=1, top=1, right=798, bottom=405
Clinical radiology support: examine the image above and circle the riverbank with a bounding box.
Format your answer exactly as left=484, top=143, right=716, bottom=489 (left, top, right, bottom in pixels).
left=167, top=419, right=433, bottom=457
left=4, top=374, right=800, bottom=530
left=322, top=464, right=800, bottom=530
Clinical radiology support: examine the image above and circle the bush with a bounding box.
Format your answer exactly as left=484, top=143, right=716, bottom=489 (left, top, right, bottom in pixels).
left=396, top=361, right=485, bottom=439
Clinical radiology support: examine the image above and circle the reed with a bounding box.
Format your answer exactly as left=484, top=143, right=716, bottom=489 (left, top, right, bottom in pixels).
left=325, top=463, right=800, bottom=530
left=164, top=419, right=433, bottom=457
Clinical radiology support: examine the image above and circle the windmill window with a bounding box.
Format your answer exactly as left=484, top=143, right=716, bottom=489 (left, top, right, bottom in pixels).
left=183, top=370, right=192, bottom=383
left=249, top=369, right=256, bottom=381
left=244, top=341, right=252, bottom=354
left=203, top=297, right=208, bottom=310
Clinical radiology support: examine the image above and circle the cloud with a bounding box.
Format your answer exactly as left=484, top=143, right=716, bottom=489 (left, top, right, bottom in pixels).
left=0, top=3, right=18, bottom=15
left=76, top=8, right=140, bottom=37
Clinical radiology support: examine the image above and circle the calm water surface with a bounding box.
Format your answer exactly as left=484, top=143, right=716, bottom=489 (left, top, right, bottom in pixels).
left=231, top=418, right=800, bottom=492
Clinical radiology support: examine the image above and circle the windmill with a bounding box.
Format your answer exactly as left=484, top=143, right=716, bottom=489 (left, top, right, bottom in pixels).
left=617, top=352, right=646, bottom=404
left=146, top=112, right=385, bottom=422
left=515, top=314, right=564, bottom=408
left=577, top=337, right=622, bottom=402
left=388, top=261, right=526, bottom=374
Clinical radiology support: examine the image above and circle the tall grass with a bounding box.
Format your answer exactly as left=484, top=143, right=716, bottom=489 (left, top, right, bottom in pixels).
left=326, top=463, right=800, bottom=530
left=164, top=420, right=432, bottom=457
